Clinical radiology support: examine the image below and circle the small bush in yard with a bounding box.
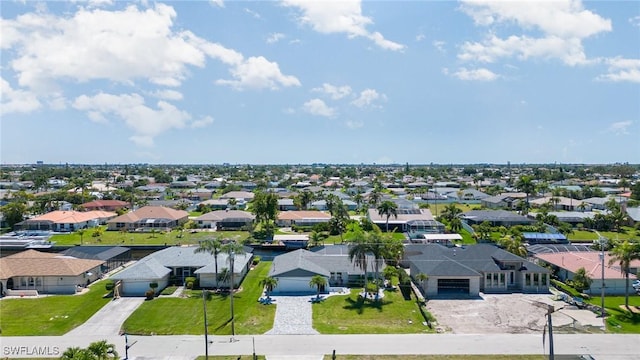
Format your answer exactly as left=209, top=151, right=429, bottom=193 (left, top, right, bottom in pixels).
left=185, top=277, right=197, bottom=289
left=104, top=280, right=115, bottom=292
left=145, top=289, right=155, bottom=300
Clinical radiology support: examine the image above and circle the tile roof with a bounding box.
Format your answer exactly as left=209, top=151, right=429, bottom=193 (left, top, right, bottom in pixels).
left=107, top=206, right=188, bottom=223
left=24, top=210, right=117, bottom=224
left=195, top=210, right=254, bottom=221
left=277, top=211, right=331, bottom=221
left=0, top=250, right=104, bottom=279
left=535, top=252, right=640, bottom=280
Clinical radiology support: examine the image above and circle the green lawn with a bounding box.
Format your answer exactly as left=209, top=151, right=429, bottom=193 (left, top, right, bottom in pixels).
left=122, top=262, right=275, bottom=335
left=585, top=295, right=640, bottom=334
left=568, top=227, right=638, bottom=242
left=312, top=288, right=433, bottom=334
left=50, top=228, right=251, bottom=246
left=0, top=280, right=111, bottom=336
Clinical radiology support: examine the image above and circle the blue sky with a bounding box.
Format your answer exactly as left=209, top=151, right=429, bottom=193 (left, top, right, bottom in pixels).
left=1, top=0, right=639, bottom=165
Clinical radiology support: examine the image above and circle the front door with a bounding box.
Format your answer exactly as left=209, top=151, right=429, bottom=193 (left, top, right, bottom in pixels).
left=509, top=272, right=515, bottom=285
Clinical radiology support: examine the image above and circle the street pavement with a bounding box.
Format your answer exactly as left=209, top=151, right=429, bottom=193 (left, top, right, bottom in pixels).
left=1, top=333, right=639, bottom=359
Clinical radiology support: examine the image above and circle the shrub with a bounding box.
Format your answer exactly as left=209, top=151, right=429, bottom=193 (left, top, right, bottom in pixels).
left=185, top=276, right=197, bottom=289
left=145, top=289, right=155, bottom=300
left=252, top=256, right=261, bottom=266
left=104, top=280, right=115, bottom=292
left=149, top=282, right=158, bottom=290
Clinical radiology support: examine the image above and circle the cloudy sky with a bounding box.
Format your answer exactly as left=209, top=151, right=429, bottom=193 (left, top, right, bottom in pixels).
left=1, top=0, right=639, bottom=165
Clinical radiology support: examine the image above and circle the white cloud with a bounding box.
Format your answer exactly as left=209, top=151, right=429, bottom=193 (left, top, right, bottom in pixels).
left=596, top=57, right=640, bottom=83
left=267, top=33, right=285, bottom=44
left=281, top=0, right=405, bottom=51
left=312, top=83, right=352, bottom=100
left=210, top=0, right=224, bottom=8
left=73, top=92, right=192, bottom=147
left=351, top=89, right=387, bottom=108
left=346, top=119, right=364, bottom=129
left=244, top=8, right=261, bottom=19
left=606, top=121, right=633, bottom=135
left=302, top=98, right=336, bottom=117
left=416, top=34, right=425, bottom=42
left=190, top=116, right=214, bottom=129
left=458, top=1, right=611, bottom=66
left=149, top=89, right=184, bottom=101
left=0, top=77, right=41, bottom=115
left=433, top=40, right=446, bottom=53
left=630, top=15, right=640, bottom=27
left=451, top=67, right=499, bottom=81
left=216, top=56, right=301, bottom=90
left=2, top=4, right=299, bottom=93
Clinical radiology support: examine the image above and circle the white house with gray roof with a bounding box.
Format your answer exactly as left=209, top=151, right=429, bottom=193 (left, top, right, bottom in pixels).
left=268, top=245, right=381, bottom=294
left=110, top=246, right=253, bottom=296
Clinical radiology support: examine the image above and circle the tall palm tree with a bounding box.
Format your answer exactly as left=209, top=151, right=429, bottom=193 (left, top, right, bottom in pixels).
left=367, top=232, right=386, bottom=300
left=449, top=217, right=463, bottom=233
left=260, top=276, right=278, bottom=301
left=377, top=200, right=398, bottom=232
left=221, top=239, right=245, bottom=337
left=516, top=175, right=535, bottom=213
left=348, top=235, right=370, bottom=289
left=76, top=228, right=86, bottom=245
left=195, top=237, right=224, bottom=288
left=309, top=275, right=328, bottom=301
left=608, top=240, right=640, bottom=309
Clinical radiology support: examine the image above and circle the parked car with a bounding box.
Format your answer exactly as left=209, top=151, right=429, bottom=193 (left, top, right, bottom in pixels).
left=632, top=279, right=640, bottom=290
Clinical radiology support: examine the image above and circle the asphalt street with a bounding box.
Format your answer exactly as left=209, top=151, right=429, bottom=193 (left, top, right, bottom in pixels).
left=1, top=334, right=639, bottom=359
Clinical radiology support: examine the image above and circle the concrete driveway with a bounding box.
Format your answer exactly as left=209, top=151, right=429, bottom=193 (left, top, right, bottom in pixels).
left=426, top=293, right=604, bottom=334
left=265, top=296, right=319, bottom=335
left=66, top=297, right=145, bottom=336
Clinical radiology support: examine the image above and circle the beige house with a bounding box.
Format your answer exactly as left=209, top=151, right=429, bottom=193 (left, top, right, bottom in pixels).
left=106, top=206, right=188, bottom=231
left=0, top=250, right=104, bottom=295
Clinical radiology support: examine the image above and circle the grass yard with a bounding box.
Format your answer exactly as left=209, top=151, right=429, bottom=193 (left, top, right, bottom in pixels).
left=585, top=295, right=640, bottom=334
left=0, top=280, right=110, bottom=336
left=50, top=228, right=251, bottom=246
left=122, top=262, right=275, bottom=335
left=312, top=288, right=433, bottom=334
left=568, top=228, right=638, bottom=242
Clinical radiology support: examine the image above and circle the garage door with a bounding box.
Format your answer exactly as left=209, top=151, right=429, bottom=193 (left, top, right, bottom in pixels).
left=437, top=279, right=470, bottom=294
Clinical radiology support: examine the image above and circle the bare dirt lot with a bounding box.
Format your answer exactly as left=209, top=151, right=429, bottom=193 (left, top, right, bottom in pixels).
left=426, top=293, right=605, bottom=334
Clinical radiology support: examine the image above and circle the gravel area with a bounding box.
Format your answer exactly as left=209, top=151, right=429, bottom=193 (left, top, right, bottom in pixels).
left=426, top=293, right=604, bottom=334
left=265, top=296, right=319, bottom=335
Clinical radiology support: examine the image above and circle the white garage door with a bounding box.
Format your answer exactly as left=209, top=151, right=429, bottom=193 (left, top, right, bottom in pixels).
left=120, top=278, right=169, bottom=297
left=273, top=277, right=314, bottom=294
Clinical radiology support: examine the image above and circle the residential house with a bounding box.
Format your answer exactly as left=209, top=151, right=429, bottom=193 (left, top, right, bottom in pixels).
left=625, top=207, right=640, bottom=226
left=405, top=244, right=550, bottom=297
left=277, top=198, right=298, bottom=211
left=268, top=245, right=380, bottom=294
left=194, top=210, right=255, bottom=230
left=367, top=208, right=444, bottom=235
left=17, top=210, right=117, bottom=232
left=461, top=210, right=534, bottom=227
left=199, top=199, right=233, bottom=210
left=535, top=251, right=639, bottom=295
left=220, top=191, right=255, bottom=202
left=481, top=193, right=527, bottom=209
left=109, top=246, right=253, bottom=296
left=0, top=250, right=104, bottom=295
left=530, top=196, right=583, bottom=211
left=80, top=200, right=129, bottom=212
left=106, top=206, right=188, bottom=231
left=276, top=211, right=331, bottom=227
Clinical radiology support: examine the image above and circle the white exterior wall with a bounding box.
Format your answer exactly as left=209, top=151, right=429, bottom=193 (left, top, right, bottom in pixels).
left=587, top=279, right=635, bottom=296
left=8, top=267, right=102, bottom=294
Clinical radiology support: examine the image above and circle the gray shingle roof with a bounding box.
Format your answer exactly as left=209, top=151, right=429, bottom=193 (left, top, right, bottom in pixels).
left=269, top=247, right=379, bottom=277
left=110, top=258, right=171, bottom=280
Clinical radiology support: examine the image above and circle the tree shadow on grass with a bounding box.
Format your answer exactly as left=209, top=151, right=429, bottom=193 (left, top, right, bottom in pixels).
left=214, top=317, right=233, bottom=331
left=342, top=296, right=390, bottom=314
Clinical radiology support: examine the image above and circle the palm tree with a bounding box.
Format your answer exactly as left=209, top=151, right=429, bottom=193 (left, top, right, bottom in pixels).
left=260, top=276, right=278, bottom=301
left=577, top=202, right=587, bottom=212
left=60, top=347, right=88, bottom=360
left=608, top=240, right=640, bottom=309
left=309, top=230, right=325, bottom=247
left=368, top=189, right=382, bottom=207
left=516, top=175, right=535, bottom=213
left=348, top=235, right=370, bottom=289
left=441, top=203, right=462, bottom=222
left=449, top=217, right=463, bottom=233
left=195, top=237, right=223, bottom=288
left=309, top=275, right=328, bottom=301
left=221, top=240, right=245, bottom=337
left=86, top=340, right=118, bottom=359
left=499, top=234, right=527, bottom=257
left=76, top=228, right=86, bottom=245
left=377, top=200, right=398, bottom=232
left=367, top=232, right=386, bottom=300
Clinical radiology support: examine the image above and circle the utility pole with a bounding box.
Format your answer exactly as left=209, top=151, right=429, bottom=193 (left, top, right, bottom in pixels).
left=596, top=232, right=607, bottom=320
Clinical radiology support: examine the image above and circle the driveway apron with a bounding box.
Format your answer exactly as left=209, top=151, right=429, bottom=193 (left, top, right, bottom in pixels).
left=265, top=296, right=319, bottom=335
left=66, top=297, right=145, bottom=336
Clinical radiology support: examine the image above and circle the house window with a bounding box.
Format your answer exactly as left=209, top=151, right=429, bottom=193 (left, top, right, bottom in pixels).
left=533, top=273, right=539, bottom=286
left=35, top=277, right=42, bottom=286
left=499, top=273, right=505, bottom=285
left=28, top=277, right=35, bottom=287
left=541, top=274, right=547, bottom=285
left=525, top=274, right=531, bottom=286
left=493, top=273, right=498, bottom=285
left=21, top=277, right=27, bottom=287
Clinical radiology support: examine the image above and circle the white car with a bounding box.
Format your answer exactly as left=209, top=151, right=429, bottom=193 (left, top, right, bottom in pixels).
left=632, top=280, right=640, bottom=290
